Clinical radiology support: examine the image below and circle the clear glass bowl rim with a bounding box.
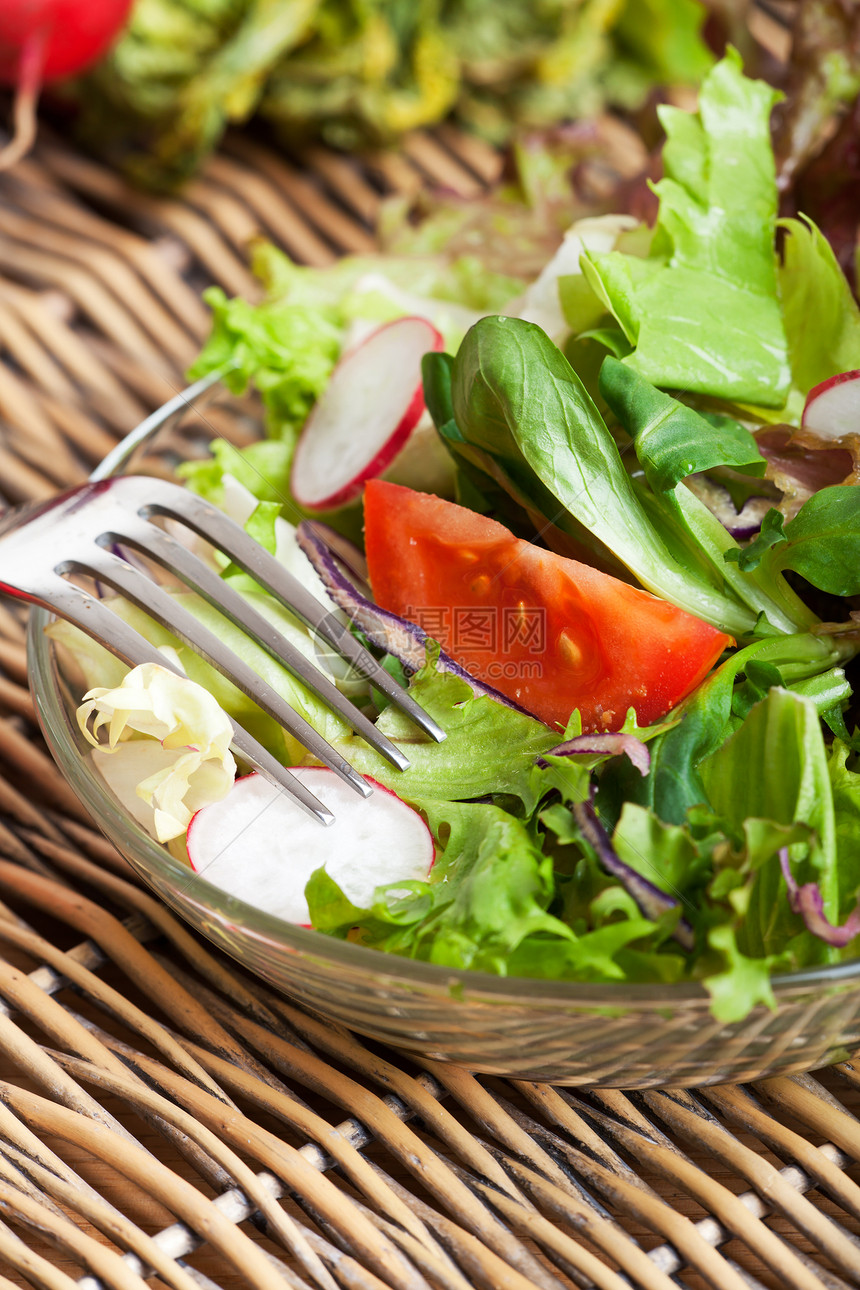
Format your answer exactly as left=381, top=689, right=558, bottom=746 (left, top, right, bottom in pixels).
left=25, top=379, right=860, bottom=1009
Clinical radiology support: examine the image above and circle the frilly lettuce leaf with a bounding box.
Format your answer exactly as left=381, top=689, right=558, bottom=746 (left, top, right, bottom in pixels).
left=78, top=663, right=236, bottom=842
left=187, top=286, right=341, bottom=438
left=702, top=925, right=779, bottom=1023
left=178, top=438, right=295, bottom=512
left=582, top=51, right=790, bottom=406
left=331, top=659, right=558, bottom=812
left=308, top=796, right=663, bottom=980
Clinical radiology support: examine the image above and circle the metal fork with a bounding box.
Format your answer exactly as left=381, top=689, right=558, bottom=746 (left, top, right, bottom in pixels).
left=1, top=473, right=445, bottom=824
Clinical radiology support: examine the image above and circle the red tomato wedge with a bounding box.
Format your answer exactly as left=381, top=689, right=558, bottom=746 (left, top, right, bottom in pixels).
left=364, top=480, right=732, bottom=732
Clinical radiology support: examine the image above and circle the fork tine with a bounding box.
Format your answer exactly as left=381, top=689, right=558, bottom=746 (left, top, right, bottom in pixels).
left=141, top=485, right=447, bottom=744
left=46, top=584, right=336, bottom=825
left=72, top=548, right=373, bottom=801
left=110, top=517, right=410, bottom=771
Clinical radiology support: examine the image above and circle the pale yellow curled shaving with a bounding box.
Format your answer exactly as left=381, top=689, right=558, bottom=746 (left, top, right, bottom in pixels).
left=78, top=662, right=236, bottom=843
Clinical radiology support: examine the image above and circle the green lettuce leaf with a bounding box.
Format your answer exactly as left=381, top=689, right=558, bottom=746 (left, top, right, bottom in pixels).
left=611, top=801, right=707, bottom=901
left=703, top=925, right=779, bottom=1023
left=178, top=438, right=295, bottom=513
left=188, top=286, right=341, bottom=438
left=611, top=0, right=714, bottom=93
left=828, top=741, right=860, bottom=922
left=701, top=687, right=837, bottom=916
left=761, top=486, right=860, bottom=597
left=776, top=217, right=860, bottom=421
left=583, top=51, right=790, bottom=406
left=332, top=661, right=558, bottom=813
left=601, top=633, right=852, bottom=828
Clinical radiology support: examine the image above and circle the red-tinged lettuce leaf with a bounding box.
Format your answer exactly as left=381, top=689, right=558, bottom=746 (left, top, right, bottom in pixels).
left=773, top=0, right=860, bottom=194
left=779, top=848, right=860, bottom=948
left=754, top=426, right=855, bottom=521
left=537, top=732, right=650, bottom=776
left=573, top=796, right=694, bottom=949
left=783, top=104, right=860, bottom=297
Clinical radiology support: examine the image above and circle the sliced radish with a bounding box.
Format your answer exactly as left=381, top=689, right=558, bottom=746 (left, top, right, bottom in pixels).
left=187, top=769, right=434, bottom=925
left=801, top=370, right=860, bottom=440
left=290, top=316, right=444, bottom=511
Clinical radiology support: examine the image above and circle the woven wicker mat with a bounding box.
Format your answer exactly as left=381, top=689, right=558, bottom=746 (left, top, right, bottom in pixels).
left=5, top=36, right=860, bottom=1290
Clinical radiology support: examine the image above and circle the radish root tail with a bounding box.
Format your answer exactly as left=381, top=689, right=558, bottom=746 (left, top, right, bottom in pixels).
left=0, top=31, right=46, bottom=171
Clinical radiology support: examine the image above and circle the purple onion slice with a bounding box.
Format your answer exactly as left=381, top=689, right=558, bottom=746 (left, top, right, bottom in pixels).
left=779, top=849, right=860, bottom=947
left=537, top=733, right=650, bottom=775
left=687, top=476, right=773, bottom=540
left=296, top=521, right=538, bottom=717
left=300, top=519, right=369, bottom=590
left=573, top=796, right=694, bottom=951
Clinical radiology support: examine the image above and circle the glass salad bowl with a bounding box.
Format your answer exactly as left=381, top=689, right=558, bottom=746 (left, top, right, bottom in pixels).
left=27, top=381, right=860, bottom=1088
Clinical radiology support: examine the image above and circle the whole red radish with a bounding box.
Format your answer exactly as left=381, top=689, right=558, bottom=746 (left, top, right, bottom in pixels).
left=0, top=0, right=132, bottom=168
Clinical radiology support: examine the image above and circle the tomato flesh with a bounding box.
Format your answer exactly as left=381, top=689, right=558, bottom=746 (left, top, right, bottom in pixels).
left=364, top=480, right=732, bottom=732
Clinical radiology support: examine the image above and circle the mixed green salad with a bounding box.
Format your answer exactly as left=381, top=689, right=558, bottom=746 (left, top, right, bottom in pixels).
left=68, top=0, right=716, bottom=188
left=55, top=53, right=860, bottom=1022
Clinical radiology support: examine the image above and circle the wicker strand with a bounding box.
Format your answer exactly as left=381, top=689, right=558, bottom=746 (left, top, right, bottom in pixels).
left=0, top=1179, right=153, bottom=1290
left=0, top=1213, right=83, bottom=1290
left=0, top=1083, right=297, bottom=1290
left=0, top=1141, right=203, bottom=1290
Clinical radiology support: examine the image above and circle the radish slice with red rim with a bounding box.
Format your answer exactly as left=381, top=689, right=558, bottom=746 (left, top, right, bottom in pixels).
left=802, top=370, right=860, bottom=441
left=187, top=769, right=434, bottom=926
left=290, top=316, right=444, bottom=511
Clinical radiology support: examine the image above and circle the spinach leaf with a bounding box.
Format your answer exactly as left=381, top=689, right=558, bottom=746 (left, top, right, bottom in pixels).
left=724, top=508, right=786, bottom=572
left=599, top=356, right=766, bottom=494
left=764, top=486, right=860, bottom=596
left=451, top=315, right=766, bottom=636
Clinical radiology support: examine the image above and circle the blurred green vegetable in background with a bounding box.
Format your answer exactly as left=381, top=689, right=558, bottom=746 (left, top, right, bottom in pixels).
left=69, top=0, right=715, bottom=189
